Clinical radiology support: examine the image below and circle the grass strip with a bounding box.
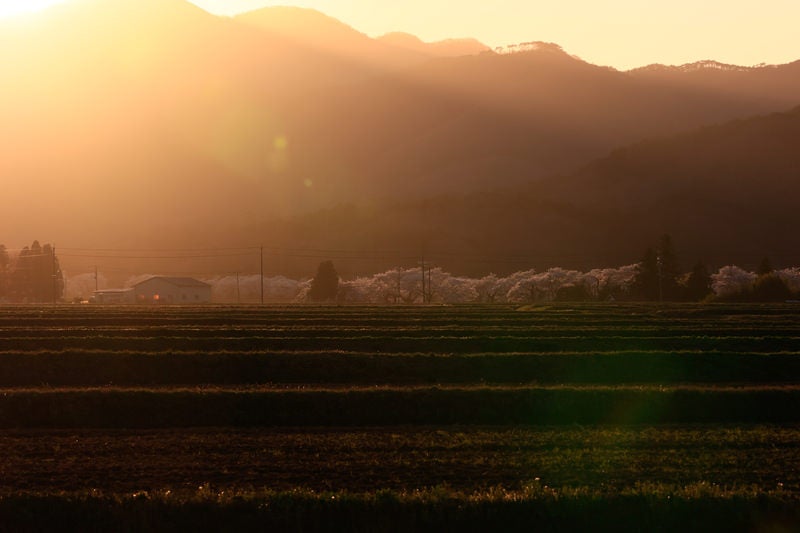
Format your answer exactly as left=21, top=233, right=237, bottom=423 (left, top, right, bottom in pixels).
left=1, top=386, right=800, bottom=428
left=2, top=351, right=800, bottom=386
left=0, top=484, right=797, bottom=532
left=0, top=335, right=797, bottom=353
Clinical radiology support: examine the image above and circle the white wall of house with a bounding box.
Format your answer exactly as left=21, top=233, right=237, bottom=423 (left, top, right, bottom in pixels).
left=92, top=289, right=136, bottom=304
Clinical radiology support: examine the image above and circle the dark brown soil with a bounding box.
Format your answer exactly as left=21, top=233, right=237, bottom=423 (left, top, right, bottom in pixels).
left=0, top=426, right=797, bottom=494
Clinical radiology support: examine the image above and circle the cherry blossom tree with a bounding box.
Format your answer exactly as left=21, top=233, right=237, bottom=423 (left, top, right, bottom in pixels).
left=711, top=266, right=757, bottom=298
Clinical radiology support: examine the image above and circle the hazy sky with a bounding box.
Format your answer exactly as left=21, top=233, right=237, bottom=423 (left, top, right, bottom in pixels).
left=2, top=0, right=799, bottom=69
left=191, top=0, right=800, bottom=69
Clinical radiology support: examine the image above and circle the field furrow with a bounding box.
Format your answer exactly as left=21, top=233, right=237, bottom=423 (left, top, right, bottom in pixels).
left=0, top=303, right=798, bottom=529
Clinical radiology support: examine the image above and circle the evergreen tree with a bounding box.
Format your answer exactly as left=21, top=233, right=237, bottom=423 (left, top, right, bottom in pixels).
left=656, top=234, right=681, bottom=300
left=684, top=261, right=713, bottom=301
left=11, top=245, right=32, bottom=301
left=633, top=248, right=659, bottom=301
left=31, top=241, right=47, bottom=302
left=633, top=234, right=681, bottom=301
left=308, top=261, right=339, bottom=302
left=8, top=241, right=64, bottom=302
left=752, top=256, right=789, bottom=302
left=752, top=274, right=791, bottom=302
left=757, top=257, right=774, bottom=276
left=40, top=243, right=64, bottom=303
left=0, top=245, right=8, bottom=300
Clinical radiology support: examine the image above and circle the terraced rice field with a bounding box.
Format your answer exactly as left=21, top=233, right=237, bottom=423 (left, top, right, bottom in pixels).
left=0, top=303, right=799, bottom=531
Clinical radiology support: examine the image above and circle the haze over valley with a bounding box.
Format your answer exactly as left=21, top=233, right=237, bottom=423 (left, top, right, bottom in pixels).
left=2, top=0, right=799, bottom=279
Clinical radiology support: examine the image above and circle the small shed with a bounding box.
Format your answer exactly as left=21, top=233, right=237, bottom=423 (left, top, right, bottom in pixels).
left=92, top=288, right=136, bottom=304
left=133, top=276, right=212, bottom=304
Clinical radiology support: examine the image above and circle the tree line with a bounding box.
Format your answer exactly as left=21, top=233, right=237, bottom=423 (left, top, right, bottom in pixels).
left=300, top=235, right=798, bottom=304
left=6, top=237, right=794, bottom=304
left=631, top=234, right=796, bottom=303
left=0, top=241, right=64, bottom=303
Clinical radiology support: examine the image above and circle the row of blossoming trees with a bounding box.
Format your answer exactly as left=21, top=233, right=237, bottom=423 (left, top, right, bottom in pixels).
left=194, top=262, right=799, bottom=305
left=61, top=235, right=799, bottom=304
left=256, top=236, right=799, bottom=304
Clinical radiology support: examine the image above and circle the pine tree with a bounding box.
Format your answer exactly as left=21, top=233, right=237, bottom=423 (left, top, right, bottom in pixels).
left=753, top=256, right=789, bottom=301
left=7, top=241, right=64, bottom=302
left=633, top=248, right=659, bottom=301
left=633, top=235, right=681, bottom=301
left=656, top=234, right=681, bottom=300
left=308, top=261, right=339, bottom=302
left=752, top=274, right=791, bottom=302
left=0, top=245, right=8, bottom=300
left=757, top=257, right=774, bottom=276
left=40, top=243, right=64, bottom=303
left=684, top=261, right=713, bottom=301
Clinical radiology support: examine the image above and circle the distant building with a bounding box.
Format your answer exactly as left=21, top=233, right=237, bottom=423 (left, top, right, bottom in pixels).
left=133, top=276, right=212, bottom=304
left=92, top=288, right=136, bottom=304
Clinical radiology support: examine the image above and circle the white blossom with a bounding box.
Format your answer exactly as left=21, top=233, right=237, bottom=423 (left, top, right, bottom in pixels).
left=711, top=265, right=757, bottom=297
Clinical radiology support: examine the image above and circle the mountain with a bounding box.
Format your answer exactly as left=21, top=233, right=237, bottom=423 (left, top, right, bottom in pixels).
left=292, top=43, right=800, bottom=201
left=629, top=59, right=800, bottom=109
left=235, top=8, right=489, bottom=63
left=2, top=0, right=800, bottom=275
left=378, top=32, right=491, bottom=57
left=258, top=106, right=800, bottom=277
left=234, top=6, right=427, bottom=71
left=0, top=0, right=394, bottom=239
left=535, top=105, right=800, bottom=266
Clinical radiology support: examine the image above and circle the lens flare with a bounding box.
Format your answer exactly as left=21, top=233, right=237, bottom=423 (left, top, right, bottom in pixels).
left=0, top=0, right=65, bottom=19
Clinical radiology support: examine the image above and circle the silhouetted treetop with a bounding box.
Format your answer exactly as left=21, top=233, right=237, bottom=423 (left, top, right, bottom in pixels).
left=308, top=261, right=339, bottom=302
left=757, top=257, right=774, bottom=276
left=2, top=241, right=64, bottom=303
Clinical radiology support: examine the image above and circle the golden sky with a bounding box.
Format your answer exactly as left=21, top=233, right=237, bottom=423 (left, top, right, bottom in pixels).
left=2, top=0, right=800, bottom=69
left=0, top=0, right=61, bottom=17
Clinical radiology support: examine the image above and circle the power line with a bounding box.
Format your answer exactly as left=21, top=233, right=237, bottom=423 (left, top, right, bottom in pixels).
left=12, top=243, right=800, bottom=270
left=59, top=246, right=262, bottom=253
left=59, top=252, right=258, bottom=260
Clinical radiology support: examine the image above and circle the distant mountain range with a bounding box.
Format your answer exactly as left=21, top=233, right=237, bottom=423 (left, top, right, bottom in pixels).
left=257, top=106, right=800, bottom=276
left=377, top=32, right=491, bottom=57
left=1, top=0, right=799, bottom=275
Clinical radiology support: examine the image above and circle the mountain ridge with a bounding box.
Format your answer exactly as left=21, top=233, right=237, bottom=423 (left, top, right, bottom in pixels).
left=253, top=105, right=800, bottom=276
left=377, top=32, right=491, bottom=57
left=233, top=5, right=428, bottom=69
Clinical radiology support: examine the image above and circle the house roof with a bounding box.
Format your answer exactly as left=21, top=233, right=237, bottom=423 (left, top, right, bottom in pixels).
left=134, top=276, right=211, bottom=288
left=93, top=289, right=134, bottom=294
left=92, top=289, right=133, bottom=294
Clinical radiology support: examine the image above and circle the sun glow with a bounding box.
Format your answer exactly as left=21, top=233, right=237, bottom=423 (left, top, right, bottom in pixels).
left=0, top=0, right=65, bottom=19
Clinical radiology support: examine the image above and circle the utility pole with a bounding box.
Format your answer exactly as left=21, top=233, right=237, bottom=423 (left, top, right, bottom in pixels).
left=236, top=272, right=241, bottom=304
left=420, top=256, right=426, bottom=305
left=52, top=246, right=57, bottom=305
left=427, top=263, right=432, bottom=304
left=260, top=246, right=264, bottom=305
left=657, top=254, right=664, bottom=304
left=416, top=259, right=436, bottom=304
left=94, top=266, right=98, bottom=292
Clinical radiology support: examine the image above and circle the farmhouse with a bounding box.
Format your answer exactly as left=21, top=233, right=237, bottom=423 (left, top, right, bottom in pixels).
left=133, top=276, right=212, bottom=304
left=92, top=288, right=135, bottom=304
